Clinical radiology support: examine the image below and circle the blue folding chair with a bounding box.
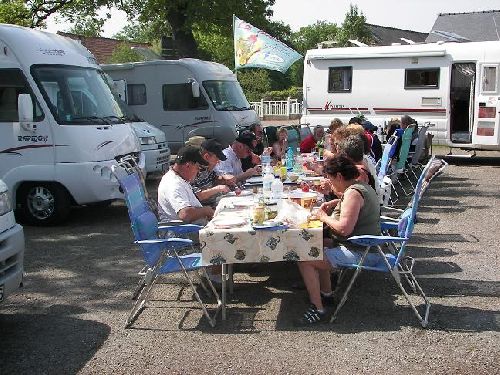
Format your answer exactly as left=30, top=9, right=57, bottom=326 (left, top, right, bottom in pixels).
left=376, top=135, right=399, bottom=206
left=326, top=193, right=431, bottom=327
left=117, top=171, right=221, bottom=328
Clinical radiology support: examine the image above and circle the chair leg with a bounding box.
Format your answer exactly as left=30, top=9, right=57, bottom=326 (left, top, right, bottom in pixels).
left=379, top=253, right=430, bottom=328
left=174, top=251, right=222, bottom=328
left=330, top=247, right=370, bottom=323
left=132, top=267, right=154, bottom=300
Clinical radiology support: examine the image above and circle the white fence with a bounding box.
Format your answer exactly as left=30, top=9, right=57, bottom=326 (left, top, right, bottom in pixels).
left=250, top=98, right=302, bottom=119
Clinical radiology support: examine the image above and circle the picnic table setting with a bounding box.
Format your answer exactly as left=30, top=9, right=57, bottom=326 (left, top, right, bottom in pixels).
left=199, top=154, right=327, bottom=318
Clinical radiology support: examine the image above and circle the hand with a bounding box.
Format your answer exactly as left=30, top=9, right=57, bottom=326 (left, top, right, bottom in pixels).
left=319, top=199, right=339, bottom=214
left=248, top=165, right=261, bottom=176
left=314, top=207, right=329, bottom=222
left=312, top=179, right=331, bottom=195
left=251, top=153, right=261, bottom=165
left=205, top=207, right=215, bottom=219
left=217, top=185, right=230, bottom=194
left=262, top=147, right=273, bottom=156
left=220, top=174, right=236, bottom=186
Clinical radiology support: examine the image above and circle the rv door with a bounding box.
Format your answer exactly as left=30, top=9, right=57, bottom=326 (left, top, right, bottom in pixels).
left=112, top=79, right=127, bottom=103
left=473, top=64, right=500, bottom=146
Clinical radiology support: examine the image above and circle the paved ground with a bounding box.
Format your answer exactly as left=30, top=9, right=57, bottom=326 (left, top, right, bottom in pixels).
left=1, top=154, right=499, bottom=374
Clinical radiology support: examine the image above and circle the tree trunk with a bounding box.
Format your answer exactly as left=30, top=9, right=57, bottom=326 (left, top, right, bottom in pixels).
left=166, top=5, right=198, bottom=58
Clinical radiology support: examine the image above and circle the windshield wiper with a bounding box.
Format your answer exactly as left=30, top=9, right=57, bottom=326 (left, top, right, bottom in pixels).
left=72, top=116, right=110, bottom=125
left=103, top=115, right=127, bottom=124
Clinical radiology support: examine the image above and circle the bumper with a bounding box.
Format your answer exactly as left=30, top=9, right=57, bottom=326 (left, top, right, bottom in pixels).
left=0, top=222, right=24, bottom=303
left=142, top=142, right=170, bottom=174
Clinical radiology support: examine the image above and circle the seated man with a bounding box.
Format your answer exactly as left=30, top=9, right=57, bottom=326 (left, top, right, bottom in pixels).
left=215, top=130, right=261, bottom=182
left=300, top=125, right=325, bottom=153
left=192, top=139, right=235, bottom=207
left=158, top=146, right=214, bottom=224
left=241, top=123, right=265, bottom=171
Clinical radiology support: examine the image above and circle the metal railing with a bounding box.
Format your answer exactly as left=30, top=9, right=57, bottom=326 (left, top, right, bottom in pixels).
left=250, top=98, right=302, bottom=119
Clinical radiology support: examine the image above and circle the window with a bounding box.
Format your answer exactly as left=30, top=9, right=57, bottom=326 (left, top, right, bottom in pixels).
left=482, top=66, right=497, bottom=92
left=162, top=83, right=208, bottom=111
left=328, top=67, right=352, bottom=93
left=0, top=69, right=43, bottom=122
left=127, top=84, right=147, bottom=105
left=405, top=68, right=440, bottom=89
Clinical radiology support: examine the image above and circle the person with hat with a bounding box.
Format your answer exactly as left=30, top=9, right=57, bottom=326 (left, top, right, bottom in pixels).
left=362, top=120, right=382, bottom=162
left=157, top=146, right=214, bottom=224
left=215, top=130, right=262, bottom=182
left=191, top=139, right=235, bottom=207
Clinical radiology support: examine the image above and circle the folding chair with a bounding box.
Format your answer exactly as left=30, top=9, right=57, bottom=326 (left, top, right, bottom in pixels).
left=117, top=172, right=222, bottom=328
left=376, top=135, right=399, bottom=206
left=406, top=125, right=429, bottom=184
left=392, top=127, right=415, bottom=196
left=326, top=205, right=431, bottom=328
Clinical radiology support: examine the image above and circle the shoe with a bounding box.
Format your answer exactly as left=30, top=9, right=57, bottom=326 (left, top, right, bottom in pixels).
left=294, top=304, right=328, bottom=326
left=321, top=293, right=336, bottom=307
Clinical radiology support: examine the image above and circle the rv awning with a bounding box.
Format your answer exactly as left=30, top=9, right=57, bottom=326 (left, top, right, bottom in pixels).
left=307, top=46, right=447, bottom=60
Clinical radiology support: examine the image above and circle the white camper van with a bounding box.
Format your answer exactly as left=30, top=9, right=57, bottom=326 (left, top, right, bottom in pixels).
left=0, top=24, right=142, bottom=225
left=0, top=178, right=24, bottom=304
left=302, top=41, right=500, bottom=151
left=102, top=58, right=260, bottom=153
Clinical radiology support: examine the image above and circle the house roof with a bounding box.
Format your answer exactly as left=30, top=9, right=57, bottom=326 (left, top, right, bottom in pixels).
left=58, top=32, right=151, bottom=64
left=426, top=10, right=500, bottom=42
left=367, top=24, right=428, bottom=45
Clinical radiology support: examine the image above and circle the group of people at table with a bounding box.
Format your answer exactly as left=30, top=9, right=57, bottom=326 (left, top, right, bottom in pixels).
left=156, top=115, right=416, bottom=325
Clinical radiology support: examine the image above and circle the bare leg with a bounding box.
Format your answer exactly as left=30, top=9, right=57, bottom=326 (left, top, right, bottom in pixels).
left=318, top=269, right=332, bottom=294
left=298, top=260, right=332, bottom=310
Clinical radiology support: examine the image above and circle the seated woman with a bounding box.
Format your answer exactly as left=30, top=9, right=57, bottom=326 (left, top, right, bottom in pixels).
left=272, top=126, right=288, bottom=162
left=296, top=154, right=381, bottom=325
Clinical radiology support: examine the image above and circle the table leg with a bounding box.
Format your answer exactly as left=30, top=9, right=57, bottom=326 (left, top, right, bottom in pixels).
left=221, top=263, right=227, bottom=320
left=228, top=264, right=234, bottom=294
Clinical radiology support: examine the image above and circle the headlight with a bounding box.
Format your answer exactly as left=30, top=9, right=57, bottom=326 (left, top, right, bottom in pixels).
left=0, top=191, right=12, bottom=216
left=140, top=136, right=156, bottom=145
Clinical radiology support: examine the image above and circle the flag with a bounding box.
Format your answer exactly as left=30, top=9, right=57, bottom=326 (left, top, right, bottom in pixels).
left=233, top=15, right=302, bottom=73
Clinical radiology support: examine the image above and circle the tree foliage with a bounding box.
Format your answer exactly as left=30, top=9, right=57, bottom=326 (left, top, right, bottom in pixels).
left=106, top=42, right=145, bottom=64
left=336, top=5, right=372, bottom=46
left=66, top=16, right=105, bottom=37
left=0, top=1, right=31, bottom=27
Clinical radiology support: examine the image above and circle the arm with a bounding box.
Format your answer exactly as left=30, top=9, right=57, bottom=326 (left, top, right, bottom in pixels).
left=315, top=189, right=364, bottom=237
left=235, top=166, right=261, bottom=182
left=177, top=206, right=214, bottom=223
left=195, top=185, right=230, bottom=202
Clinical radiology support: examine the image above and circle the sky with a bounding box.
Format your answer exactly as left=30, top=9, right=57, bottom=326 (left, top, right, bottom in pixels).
left=46, top=0, right=500, bottom=37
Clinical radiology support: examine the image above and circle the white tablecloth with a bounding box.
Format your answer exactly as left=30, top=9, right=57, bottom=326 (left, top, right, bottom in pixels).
left=200, top=195, right=323, bottom=265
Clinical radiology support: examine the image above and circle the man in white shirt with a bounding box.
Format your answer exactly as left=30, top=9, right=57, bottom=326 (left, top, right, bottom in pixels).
left=215, top=130, right=261, bottom=182
left=158, top=146, right=214, bottom=223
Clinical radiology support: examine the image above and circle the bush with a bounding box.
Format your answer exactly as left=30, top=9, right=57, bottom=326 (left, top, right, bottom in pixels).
left=263, top=87, right=302, bottom=101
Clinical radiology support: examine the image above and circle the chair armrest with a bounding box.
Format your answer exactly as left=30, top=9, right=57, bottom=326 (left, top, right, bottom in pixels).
left=135, top=238, right=193, bottom=245
left=381, top=221, right=398, bottom=231
left=347, top=234, right=408, bottom=246
left=158, top=223, right=203, bottom=234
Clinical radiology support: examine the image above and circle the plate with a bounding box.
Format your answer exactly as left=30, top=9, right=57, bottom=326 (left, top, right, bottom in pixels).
left=226, top=190, right=252, bottom=197
left=212, top=217, right=247, bottom=229
left=300, top=176, right=323, bottom=182
left=252, top=220, right=288, bottom=230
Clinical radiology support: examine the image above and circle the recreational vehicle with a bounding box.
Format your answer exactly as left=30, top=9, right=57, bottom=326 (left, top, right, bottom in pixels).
left=102, top=59, right=260, bottom=153
left=0, top=24, right=144, bottom=225
left=0, top=178, right=24, bottom=304
left=302, top=41, right=500, bottom=151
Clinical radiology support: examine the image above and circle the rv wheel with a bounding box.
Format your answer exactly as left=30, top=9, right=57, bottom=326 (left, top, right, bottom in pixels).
left=16, top=183, right=71, bottom=226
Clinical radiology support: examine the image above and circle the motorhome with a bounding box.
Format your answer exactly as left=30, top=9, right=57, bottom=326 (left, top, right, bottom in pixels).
left=0, top=24, right=151, bottom=225
left=102, top=58, right=260, bottom=153
left=0, top=179, right=24, bottom=304
left=302, top=41, right=500, bottom=151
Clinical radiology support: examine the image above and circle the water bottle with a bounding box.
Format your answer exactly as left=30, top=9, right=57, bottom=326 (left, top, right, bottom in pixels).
left=262, top=166, right=274, bottom=201
left=294, top=147, right=302, bottom=173
left=286, top=146, right=294, bottom=171
left=271, top=178, right=284, bottom=204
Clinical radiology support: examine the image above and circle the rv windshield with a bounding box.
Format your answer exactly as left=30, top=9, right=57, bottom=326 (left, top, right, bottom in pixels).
left=31, top=65, right=129, bottom=125
left=203, top=80, right=251, bottom=111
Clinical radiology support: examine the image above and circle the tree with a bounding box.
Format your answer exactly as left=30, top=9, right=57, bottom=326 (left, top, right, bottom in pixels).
left=237, top=69, right=271, bottom=102
left=0, top=1, right=31, bottom=26
left=66, top=16, right=105, bottom=37
left=291, top=21, right=338, bottom=54
left=336, top=4, right=373, bottom=46
left=106, top=42, right=145, bottom=64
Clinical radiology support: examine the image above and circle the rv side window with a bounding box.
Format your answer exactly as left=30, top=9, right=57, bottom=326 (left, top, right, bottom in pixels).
left=328, top=67, right=352, bottom=93
left=481, top=66, right=497, bottom=93
left=162, top=83, right=208, bottom=111
left=127, top=84, right=147, bottom=105
left=405, top=68, right=440, bottom=89
left=0, top=69, right=43, bottom=122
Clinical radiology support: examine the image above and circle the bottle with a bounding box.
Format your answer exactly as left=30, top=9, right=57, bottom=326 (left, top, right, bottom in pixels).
left=271, top=178, right=283, bottom=202
left=262, top=166, right=274, bottom=201
left=316, top=138, right=324, bottom=159
left=294, top=147, right=302, bottom=173
left=286, top=146, right=294, bottom=171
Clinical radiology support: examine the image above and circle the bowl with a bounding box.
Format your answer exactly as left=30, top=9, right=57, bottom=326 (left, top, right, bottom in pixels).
left=289, top=191, right=317, bottom=209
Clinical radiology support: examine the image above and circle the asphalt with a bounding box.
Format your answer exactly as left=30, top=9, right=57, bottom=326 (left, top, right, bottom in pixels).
left=0, top=153, right=499, bottom=374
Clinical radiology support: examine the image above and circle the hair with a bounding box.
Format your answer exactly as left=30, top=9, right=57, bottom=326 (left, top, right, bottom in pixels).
left=324, top=154, right=360, bottom=180
left=277, top=126, right=288, bottom=136
left=401, top=115, right=415, bottom=127
left=348, top=116, right=363, bottom=125
left=329, top=118, right=343, bottom=132
left=344, top=124, right=370, bottom=154
left=336, top=135, right=365, bottom=163
left=249, top=123, right=261, bottom=132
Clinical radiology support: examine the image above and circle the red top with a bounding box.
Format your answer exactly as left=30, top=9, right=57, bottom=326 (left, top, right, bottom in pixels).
left=300, top=134, right=316, bottom=153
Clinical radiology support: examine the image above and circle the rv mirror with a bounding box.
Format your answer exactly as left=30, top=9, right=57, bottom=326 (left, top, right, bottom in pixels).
left=190, top=79, right=200, bottom=98
left=18, top=94, right=36, bottom=132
